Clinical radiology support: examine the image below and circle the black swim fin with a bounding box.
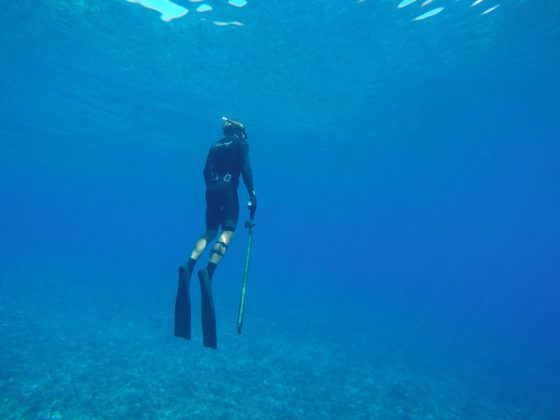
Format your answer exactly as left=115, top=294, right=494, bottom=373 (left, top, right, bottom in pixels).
left=174, top=264, right=191, bottom=339
left=199, top=269, right=217, bottom=349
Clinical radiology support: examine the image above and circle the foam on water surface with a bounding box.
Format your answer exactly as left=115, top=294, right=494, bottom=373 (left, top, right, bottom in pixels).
left=228, top=0, right=248, bottom=8
left=413, top=6, right=444, bottom=20
left=398, top=0, right=417, bottom=8
left=126, top=0, right=188, bottom=21
left=212, top=20, right=245, bottom=26
left=196, top=4, right=213, bottom=12
left=482, top=4, right=500, bottom=14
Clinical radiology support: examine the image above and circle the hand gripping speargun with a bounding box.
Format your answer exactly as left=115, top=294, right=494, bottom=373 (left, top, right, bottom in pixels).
left=236, top=206, right=255, bottom=335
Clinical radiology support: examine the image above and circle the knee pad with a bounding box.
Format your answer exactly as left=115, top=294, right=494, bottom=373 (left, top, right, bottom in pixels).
left=210, top=241, right=228, bottom=257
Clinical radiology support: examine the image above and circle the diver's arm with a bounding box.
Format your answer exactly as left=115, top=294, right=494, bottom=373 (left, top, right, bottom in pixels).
left=241, top=140, right=257, bottom=216
left=241, top=141, right=255, bottom=195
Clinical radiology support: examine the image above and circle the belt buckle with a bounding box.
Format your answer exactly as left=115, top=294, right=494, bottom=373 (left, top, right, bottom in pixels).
left=223, top=174, right=231, bottom=182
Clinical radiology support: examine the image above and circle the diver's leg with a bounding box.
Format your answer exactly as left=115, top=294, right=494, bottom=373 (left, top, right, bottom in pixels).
left=192, top=188, right=221, bottom=262
left=175, top=189, right=219, bottom=339
left=189, top=230, right=218, bottom=261
left=198, top=231, right=234, bottom=349
left=209, top=230, right=234, bottom=266
left=199, top=190, right=238, bottom=349
left=207, top=189, right=239, bottom=268
left=175, top=229, right=218, bottom=339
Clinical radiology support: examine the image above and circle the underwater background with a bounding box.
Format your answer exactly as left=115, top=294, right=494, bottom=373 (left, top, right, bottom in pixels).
left=1, top=0, right=559, bottom=418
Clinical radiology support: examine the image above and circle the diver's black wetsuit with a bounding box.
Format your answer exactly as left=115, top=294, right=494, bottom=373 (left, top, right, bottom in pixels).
left=203, top=135, right=254, bottom=232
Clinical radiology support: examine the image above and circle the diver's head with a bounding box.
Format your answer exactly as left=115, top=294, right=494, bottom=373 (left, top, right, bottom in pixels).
left=222, top=117, right=247, bottom=139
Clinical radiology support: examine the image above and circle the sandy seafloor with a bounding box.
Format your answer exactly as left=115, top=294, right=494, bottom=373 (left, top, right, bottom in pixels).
left=0, top=262, right=555, bottom=419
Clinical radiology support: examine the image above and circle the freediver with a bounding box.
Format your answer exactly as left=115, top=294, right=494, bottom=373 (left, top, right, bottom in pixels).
left=174, top=117, right=257, bottom=349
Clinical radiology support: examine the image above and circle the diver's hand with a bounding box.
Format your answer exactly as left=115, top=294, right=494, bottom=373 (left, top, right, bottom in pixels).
left=248, top=190, right=257, bottom=215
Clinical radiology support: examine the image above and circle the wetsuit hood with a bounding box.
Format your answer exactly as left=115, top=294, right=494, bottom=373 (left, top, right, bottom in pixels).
left=222, top=117, right=247, bottom=139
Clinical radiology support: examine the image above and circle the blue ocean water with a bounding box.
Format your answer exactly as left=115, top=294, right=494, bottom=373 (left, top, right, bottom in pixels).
left=1, top=0, right=559, bottom=418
